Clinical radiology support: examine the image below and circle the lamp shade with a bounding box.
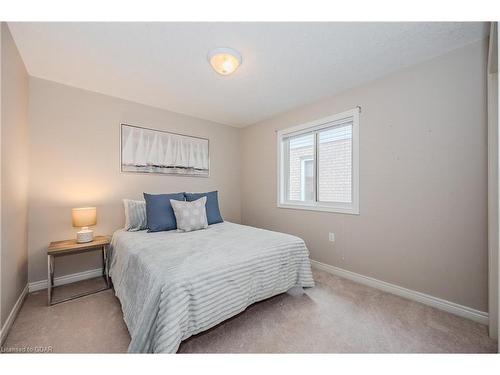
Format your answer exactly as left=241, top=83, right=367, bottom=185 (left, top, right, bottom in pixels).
left=72, top=207, right=97, bottom=227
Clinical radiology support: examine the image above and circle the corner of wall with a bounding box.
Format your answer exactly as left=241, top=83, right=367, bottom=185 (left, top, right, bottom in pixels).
left=0, top=21, right=30, bottom=335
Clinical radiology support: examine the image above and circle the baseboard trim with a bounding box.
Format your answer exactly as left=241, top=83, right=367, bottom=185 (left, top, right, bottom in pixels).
left=28, top=268, right=103, bottom=293
left=310, top=260, right=489, bottom=325
left=0, top=284, right=28, bottom=345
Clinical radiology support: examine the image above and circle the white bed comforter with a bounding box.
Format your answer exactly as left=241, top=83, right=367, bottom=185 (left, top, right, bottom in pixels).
left=109, top=222, right=315, bottom=353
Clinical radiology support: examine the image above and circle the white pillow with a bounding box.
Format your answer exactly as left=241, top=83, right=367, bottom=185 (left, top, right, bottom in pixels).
left=123, top=199, right=147, bottom=231
left=170, top=196, right=208, bottom=232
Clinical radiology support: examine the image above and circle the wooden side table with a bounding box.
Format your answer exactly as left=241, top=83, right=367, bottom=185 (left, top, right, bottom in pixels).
left=47, top=235, right=111, bottom=306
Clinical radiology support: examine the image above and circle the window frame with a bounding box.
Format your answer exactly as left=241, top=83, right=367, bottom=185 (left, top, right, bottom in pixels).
left=276, top=108, right=360, bottom=215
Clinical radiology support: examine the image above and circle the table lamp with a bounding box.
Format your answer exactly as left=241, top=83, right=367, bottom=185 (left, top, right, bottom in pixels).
left=72, top=207, right=97, bottom=243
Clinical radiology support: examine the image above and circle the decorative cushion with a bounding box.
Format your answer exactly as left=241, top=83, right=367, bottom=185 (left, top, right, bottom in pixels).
left=143, top=192, right=185, bottom=232
left=170, top=197, right=208, bottom=232
left=123, top=199, right=147, bottom=231
left=184, top=191, right=223, bottom=225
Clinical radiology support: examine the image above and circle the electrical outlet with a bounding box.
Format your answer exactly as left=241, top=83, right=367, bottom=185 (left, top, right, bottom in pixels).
left=329, top=232, right=335, bottom=242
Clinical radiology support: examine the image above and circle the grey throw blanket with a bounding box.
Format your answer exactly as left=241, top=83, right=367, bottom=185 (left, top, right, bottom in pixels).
left=109, top=222, right=315, bottom=353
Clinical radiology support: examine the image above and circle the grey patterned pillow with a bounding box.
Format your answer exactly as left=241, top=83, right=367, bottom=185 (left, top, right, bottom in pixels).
left=123, top=199, right=147, bottom=231
left=170, top=196, right=208, bottom=232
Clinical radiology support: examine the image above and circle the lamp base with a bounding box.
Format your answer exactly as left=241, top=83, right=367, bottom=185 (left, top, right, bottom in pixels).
left=76, top=228, right=94, bottom=243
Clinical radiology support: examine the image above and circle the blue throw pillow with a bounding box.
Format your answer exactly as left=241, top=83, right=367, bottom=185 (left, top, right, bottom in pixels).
left=143, top=192, right=185, bottom=232
left=184, top=191, right=223, bottom=225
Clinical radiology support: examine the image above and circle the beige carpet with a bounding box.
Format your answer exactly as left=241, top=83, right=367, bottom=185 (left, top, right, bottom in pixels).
left=3, top=269, right=497, bottom=353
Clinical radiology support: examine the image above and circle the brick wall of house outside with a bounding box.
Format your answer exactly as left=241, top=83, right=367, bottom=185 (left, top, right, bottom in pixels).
left=288, top=138, right=351, bottom=202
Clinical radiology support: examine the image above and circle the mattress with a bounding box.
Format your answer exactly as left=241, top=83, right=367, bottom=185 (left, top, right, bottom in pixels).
left=109, top=221, right=315, bottom=353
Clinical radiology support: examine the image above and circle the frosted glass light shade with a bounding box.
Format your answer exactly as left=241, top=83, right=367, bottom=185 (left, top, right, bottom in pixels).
left=208, top=47, right=242, bottom=76
left=72, top=207, right=97, bottom=228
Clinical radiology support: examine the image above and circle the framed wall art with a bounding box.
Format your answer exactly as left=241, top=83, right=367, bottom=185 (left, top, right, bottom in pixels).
left=121, top=123, right=209, bottom=177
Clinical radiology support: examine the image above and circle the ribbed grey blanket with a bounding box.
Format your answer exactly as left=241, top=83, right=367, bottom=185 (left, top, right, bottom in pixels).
left=109, top=222, right=315, bottom=353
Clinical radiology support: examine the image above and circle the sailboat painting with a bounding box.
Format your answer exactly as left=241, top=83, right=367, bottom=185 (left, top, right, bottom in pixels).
left=121, top=124, right=209, bottom=177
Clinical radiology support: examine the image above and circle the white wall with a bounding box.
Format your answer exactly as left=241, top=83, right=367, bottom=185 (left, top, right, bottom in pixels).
left=27, top=78, right=241, bottom=283
left=241, top=40, right=489, bottom=312
left=0, top=23, right=29, bottom=326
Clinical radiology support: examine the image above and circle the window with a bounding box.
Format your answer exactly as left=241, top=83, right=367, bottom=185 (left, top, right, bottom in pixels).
left=277, top=108, right=359, bottom=214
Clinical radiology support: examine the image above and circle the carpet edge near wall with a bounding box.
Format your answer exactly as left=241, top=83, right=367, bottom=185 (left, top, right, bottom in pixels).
left=310, top=260, right=489, bottom=325
left=0, top=284, right=28, bottom=345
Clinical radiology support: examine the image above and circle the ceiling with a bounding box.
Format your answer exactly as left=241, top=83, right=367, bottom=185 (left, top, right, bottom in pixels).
left=8, top=22, right=489, bottom=127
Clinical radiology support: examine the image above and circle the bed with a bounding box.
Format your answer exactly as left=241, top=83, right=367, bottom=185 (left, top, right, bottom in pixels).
left=109, top=221, right=315, bottom=353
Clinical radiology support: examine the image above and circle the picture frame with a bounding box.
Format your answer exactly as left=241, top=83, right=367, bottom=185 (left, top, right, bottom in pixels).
left=120, top=123, right=210, bottom=177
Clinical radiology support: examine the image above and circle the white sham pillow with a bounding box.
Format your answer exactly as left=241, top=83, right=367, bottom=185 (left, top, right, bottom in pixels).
left=123, top=199, right=147, bottom=231
left=170, top=196, right=208, bottom=232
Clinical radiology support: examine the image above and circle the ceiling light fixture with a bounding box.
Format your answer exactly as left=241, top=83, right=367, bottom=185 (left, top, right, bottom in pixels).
left=207, top=47, right=242, bottom=76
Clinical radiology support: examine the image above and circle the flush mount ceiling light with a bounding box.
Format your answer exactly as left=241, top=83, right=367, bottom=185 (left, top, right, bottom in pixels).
left=207, top=47, right=242, bottom=76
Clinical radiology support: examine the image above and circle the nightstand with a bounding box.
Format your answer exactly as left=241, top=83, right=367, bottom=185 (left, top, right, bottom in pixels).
left=47, top=235, right=111, bottom=306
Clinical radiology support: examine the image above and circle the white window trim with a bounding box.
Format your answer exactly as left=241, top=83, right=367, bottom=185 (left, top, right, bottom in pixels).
left=276, top=107, right=360, bottom=215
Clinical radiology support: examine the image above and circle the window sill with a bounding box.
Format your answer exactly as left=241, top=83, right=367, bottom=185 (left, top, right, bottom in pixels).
left=277, top=202, right=359, bottom=215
